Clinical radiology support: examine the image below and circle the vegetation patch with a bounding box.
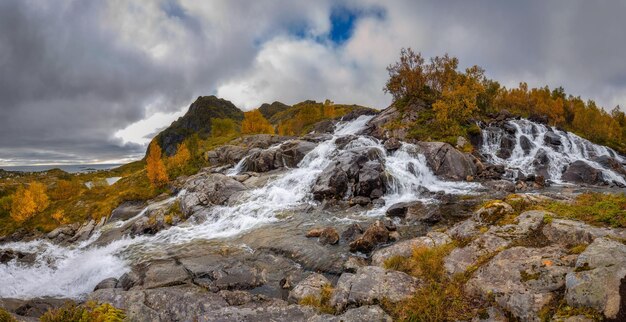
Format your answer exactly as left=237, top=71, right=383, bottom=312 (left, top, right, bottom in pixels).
left=298, top=283, right=335, bottom=314
left=382, top=243, right=488, bottom=321
left=0, top=307, right=17, bottom=322
left=40, top=301, right=125, bottom=322
left=542, top=193, right=626, bottom=228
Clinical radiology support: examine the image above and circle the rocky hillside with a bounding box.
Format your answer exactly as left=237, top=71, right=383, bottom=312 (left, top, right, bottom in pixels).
left=156, top=95, right=244, bottom=156
left=1, top=100, right=626, bottom=321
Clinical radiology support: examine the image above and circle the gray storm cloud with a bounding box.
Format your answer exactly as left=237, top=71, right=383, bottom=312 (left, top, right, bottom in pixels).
left=0, top=0, right=625, bottom=165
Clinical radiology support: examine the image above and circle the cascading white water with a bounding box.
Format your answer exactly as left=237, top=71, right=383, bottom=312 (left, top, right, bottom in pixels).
left=481, top=119, right=626, bottom=184
left=0, top=115, right=476, bottom=299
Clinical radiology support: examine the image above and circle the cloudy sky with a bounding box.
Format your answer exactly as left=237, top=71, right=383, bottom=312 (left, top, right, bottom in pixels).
left=1, top=0, right=626, bottom=166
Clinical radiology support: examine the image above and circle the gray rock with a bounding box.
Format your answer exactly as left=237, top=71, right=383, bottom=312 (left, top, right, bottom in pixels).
left=543, top=219, right=613, bottom=246
left=309, top=305, right=392, bottom=322
left=330, top=266, right=419, bottom=312
left=444, top=233, right=510, bottom=275
left=244, top=140, right=316, bottom=172
left=288, top=273, right=331, bottom=303
left=142, top=261, right=190, bottom=289
left=544, top=131, right=562, bottom=146
left=94, top=277, right=118, bottom=291
left=417, top=142, right=477, bottom=180
left=565, top=237, right=626, bottom=319
left=562, top=160, right=605, bottom=185
left=371, top=232, right=451, bottom=267
left=519, top=135, right=534, bottom=155
left=109, top=201, right=146, bottom=222
left=384, top=138, right=401, bottom=151
left=466, top=246, right=573, bottom=321
left=181, top=172, right=246, bottom=215
left=473, top=201, right=514, bottom=225
left=446, top=219, right=480, bottom=240
left=483, top=180, right=516, bottom=193
left=312, top=148, right=385, bottom=201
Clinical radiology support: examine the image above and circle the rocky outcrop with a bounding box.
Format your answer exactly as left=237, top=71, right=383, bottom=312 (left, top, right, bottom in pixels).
left=444, top=210, right=546, bottom=275
left=417, top=142, right=477, bottom=180
left=330, top=266, right=419, bottom=312
left=180, top=172, right=246, bottom=215
left=466, top=246, right=573, bottom=321
left=371, top=232, right=451, bottom=266
left=363, top=101, right=426, bottom=140
left=562, top=160, right=605, bottom=185
left=311, top=148, right=386, bottom=201
left=156, top=96, right=244, bottom=156
left=565, top=237, right=626, bottom=320
left=288, top=273, right=330, bottom=303
left=243, top=140, right=316, bottom=172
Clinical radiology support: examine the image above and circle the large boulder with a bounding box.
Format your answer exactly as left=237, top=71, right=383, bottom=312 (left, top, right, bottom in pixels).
left=416, top=142, right=477, bottom=180
left=288, top=273, right=330, bottom=303
left=244, top=140, right=316, bottom=172
left=444, top=211, right=546, bottom=275
left=371, top=232, right=451, bottom=266
left=206, top=145, right=247, bottom=166
left=180, top=172, right=246, bottom=215
left=562, top=160, right=605, bottom=185
left=330, top=266, right=419, bottom=313
left=466, top=246, right=573, bottom=321
left=565, top=237, right=626, bottom=320
left=593, top=155, right=626, bottom=177
left=311, top=148, right=385, bottom=201
left=362, top=102, right=423, bottom=140
left=544, top=131, right=562, bottom=147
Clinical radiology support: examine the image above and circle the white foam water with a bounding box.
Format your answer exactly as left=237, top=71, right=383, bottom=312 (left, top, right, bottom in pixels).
left=481, top=119, right=626, bottom=184
left=0, top=115, right=476, bottom=299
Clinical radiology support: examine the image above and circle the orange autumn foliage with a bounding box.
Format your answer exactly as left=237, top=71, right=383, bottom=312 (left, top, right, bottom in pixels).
left=146, top=141, right=168, bottom=188
left=168, top=142, right=191, bottom=171
left=10, top=182, right=49, bottom=222
left=241, top=109, right=275, bottom=135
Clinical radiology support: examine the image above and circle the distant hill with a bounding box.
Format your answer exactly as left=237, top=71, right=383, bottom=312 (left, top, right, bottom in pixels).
left=155, top=96, right=244, bottom=156
left=258, top=101, right=291, bottom=120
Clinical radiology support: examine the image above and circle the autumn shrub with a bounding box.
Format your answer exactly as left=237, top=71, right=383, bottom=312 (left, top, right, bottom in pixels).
left=241, top=109, right=274, bottom=135
left=50, top=179, right=83, bottom=200
left=146, top=141, right=168, bottom=188
left=0, top=307, right=17, bottom=322
left=386, top=48, right=626, bottom=154
left=211, top=118, right=238, bottom=137
left=40, top=301, right=125, bottom=322
left=10, top=184, right=46, bottom=223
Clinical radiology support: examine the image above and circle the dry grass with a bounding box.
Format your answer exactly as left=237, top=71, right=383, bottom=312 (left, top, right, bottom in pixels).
left=40, top=301, right=125, bottom=322
left=383, top=243, right=487, bottom=321
left=299, top=283, right=335, bottom=314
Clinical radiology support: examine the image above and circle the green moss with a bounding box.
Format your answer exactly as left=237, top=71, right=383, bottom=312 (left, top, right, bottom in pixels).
left=520, top=270, right=540, bottom=282
left=543, top=193, right=626, bottom=228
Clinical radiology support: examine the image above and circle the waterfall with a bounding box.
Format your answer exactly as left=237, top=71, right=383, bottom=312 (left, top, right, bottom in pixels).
left=480, top=118, right=626, bottom=184
left=0, top=115, right=476, bottom=299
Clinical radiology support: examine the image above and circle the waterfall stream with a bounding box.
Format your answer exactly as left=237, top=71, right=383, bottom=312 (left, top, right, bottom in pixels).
left=0, top=115, right=476, bottom=299
left=480, top=119, right=626, bottom=184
